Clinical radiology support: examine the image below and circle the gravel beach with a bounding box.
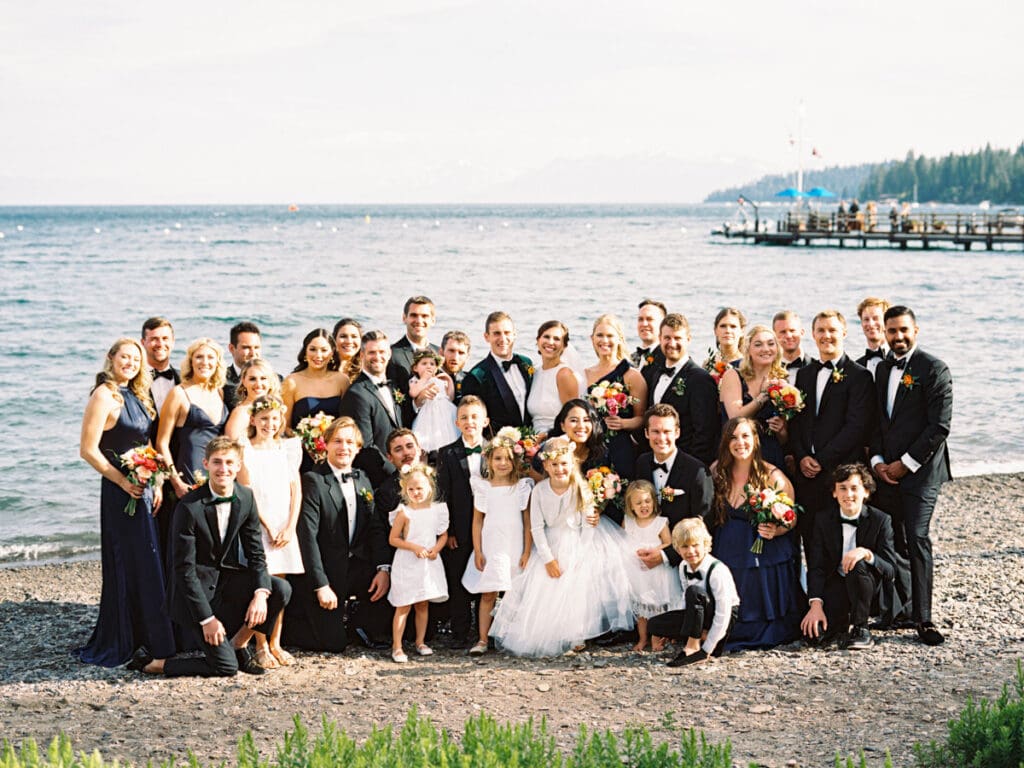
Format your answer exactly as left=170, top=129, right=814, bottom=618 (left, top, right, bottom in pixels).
left=1, top=473, right=1022, bottom=768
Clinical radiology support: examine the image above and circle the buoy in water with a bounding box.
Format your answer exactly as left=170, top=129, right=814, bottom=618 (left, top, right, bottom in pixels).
left=364, top=215, right=372, bottom=223
left=288, top=204, right=299, bottom=212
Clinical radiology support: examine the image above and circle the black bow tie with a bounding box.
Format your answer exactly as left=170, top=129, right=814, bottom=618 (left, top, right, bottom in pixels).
left=818, top=360, right=835, bottom=371
left=786, top=359, right=804, bottom=370
left=464, top=445, right=482, bottom=455
left=500, top=359, right=515, bottom=372
left=337, top=472, right=354, bottom=483
left=653, top=462, right=668, bottom=473
left=684, top=569, right=703, bottom=582
left=863, top=348, right=884, bottom=361
left=891, top=356, right=907, bottom=370
left=636, top=346, right=650, bottom=358
left=151, top=368, right=175, bottom=380
left=840, top=514, right=861, bottom=527
left=375, top=379, right=392, bottom=389
left=205, top=494, right=236, bottom=505
left=659, top=366, right=677, bottom=379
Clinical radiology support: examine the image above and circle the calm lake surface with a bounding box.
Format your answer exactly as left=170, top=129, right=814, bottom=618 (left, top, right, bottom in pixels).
left=1, top=203, right=1020, bottom=564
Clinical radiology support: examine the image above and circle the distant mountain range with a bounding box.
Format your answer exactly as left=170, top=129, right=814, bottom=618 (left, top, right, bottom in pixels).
left=703, top=162, right=882, bottom=203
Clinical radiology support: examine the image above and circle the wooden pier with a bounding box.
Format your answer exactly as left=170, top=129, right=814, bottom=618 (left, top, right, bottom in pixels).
left=713, top=210, right=1024, bottom=251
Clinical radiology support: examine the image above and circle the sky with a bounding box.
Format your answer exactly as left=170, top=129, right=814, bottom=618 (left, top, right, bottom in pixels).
left=3, top=0, right=1022, bottom=204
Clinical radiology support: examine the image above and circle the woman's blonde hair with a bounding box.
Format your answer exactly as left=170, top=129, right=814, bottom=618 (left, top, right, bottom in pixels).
left=235, top=358, right=281, bottom=403
left=181, top=338, right=227, bottom=390
left=591, top=314, right=630, bottom=363
left=94, top=337, right=155, bottom=418
left=737, top=325, right=787, bottom=382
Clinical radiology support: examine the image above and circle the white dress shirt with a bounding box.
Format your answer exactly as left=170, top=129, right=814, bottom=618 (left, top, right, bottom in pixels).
left=653, top=355, right=688, bottom=404
left=331, top=464, right=358, bottom=543
left=870, top=347, right=921, bottom=473
left=365, top=371, right=397, bottom=420
left=492, top=352, right=527, bottom=418
left=679, top=555, right=740, bottom=654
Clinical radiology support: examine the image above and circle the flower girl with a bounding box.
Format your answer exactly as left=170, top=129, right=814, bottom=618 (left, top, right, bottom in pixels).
left=489, top=436, right=634, bottom=656
left=461, top=429, right=534, bottom=655
left=388, top=463, right=449, bottom=663
left=409, top=350, right=459, bottom=452
left=237, top=395, right=303, bottom=668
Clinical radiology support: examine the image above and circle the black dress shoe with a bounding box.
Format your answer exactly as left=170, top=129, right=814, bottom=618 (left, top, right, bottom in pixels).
left=235, top=645, right=266, bottom=675
left=667, top=649, right=708, bottom=667
left=844, top=625, right=873, bottom=650
left=917, top=622, right=945, bottom=646
left=127, top=646, right=153, bottom=672
left=354, top=627, right=390, bottom=651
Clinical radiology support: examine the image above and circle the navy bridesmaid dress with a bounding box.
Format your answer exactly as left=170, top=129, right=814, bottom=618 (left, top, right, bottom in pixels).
left=76, top=387, right=175, bottom=667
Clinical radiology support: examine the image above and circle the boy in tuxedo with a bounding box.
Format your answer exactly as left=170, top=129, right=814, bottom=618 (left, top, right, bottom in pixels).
left=436, top=395, right=489, bottom=646
left=648, top=518, right=739, bottom=667
left=130, top=436, right=291, bottom=677
left=287, top=417, right=393, bottom=652
left=801, top=464, right=898, bottom=650
left=461, top=311, right=533, bottom=435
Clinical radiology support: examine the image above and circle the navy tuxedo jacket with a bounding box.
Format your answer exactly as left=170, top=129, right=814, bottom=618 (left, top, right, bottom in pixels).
left=792, top=354, right=875, bottom=471
left=806, top=503, right=897, bottom=602
left=461, top=353, right=534, bottom=434
left=297, top=464, right=390, bottom=594
left=167, top=483, right=271, bottom=627
left=340, top=372, right=403, bottom=456
left=870, top=348, right=953, bottom=494
left=635, top=450, right=714, bottom=566
left=641, top=357, right=720, bottom=466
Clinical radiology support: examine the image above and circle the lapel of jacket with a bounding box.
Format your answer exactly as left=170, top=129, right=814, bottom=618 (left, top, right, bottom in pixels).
left=891, top=355, right=917, bottom=417
left=876, top=360, right=894, bottom=422
left=359, top=373, right=399, bottom=427
left=203, top=497, right=222, bottom=557
left=485, top=355, right=519, bottom=417
left=818, top=353, right=848, bottom=414
left=324, top=468, right=346, bottom=537
left=350, top=473, right=368, bottom=544
left=515, top=354, right=534, bottom=397
left=222, top=494, right=246, bottom=566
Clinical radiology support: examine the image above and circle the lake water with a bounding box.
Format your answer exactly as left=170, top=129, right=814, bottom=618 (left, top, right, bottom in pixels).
left=1, top=203, right=1020, bottom=564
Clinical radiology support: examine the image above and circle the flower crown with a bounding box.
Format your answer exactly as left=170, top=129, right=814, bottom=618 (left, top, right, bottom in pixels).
left=537, top=439, right=576, bottom=461
left=250, top=398, right=287, bottom=416
left=400, top=462, right=436, bottom=478
left=488, top=427, right=525, bottom=455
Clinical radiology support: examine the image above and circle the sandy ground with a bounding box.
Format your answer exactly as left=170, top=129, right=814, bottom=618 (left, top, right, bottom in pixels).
left=1, top=473, right=1022, bottom=768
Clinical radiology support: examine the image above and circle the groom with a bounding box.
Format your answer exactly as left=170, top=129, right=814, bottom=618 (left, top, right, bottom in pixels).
left=461, top=311, right=533, bottom=435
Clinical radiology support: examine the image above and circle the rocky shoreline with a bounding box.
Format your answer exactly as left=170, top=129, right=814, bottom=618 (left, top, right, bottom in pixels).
left=1, top=473, right=1022, bottom=767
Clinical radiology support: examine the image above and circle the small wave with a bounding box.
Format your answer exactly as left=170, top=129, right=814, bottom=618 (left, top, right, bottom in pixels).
left=0, top=540, right=100, bottom=565
left=952, top=459, right=1024, bottom=477
left=209, top=239, right=257, bottom=246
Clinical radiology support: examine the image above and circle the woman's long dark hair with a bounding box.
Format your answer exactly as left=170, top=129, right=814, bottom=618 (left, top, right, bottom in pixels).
left=292, top=328, right=339, bottom=373
left=549, top=398, right=606, bottom=465
left=711, top=416, right=773, bottom=528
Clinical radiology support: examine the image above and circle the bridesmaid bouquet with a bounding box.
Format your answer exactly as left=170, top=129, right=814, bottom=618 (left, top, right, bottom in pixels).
left=585, top=467, right=623, bottom=513
left=588, top=380, right=637, bottom=419
left=702, top=347, right=729, bottom=384
left=765, top=382, right=805, bottom=421
left=739, top=483, right=802, bottom=554
left=294, top=411, right=335, bottom=463
left=115, top=445, right=170, bottom=517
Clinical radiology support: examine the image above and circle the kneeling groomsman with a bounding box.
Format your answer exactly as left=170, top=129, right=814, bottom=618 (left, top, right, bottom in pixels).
left=801, top=464, right=899, bottom=650
left=131, top=436, right=291, bottom=676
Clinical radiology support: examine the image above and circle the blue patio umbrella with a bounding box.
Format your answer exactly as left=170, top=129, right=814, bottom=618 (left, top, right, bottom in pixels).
left=805, top=187, right=836, bottom=198
left=775, top=188, right=805, bottom=198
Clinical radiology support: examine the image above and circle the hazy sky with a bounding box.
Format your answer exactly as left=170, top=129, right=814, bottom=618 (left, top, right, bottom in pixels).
left=4, top=0, right=1021, bottom=204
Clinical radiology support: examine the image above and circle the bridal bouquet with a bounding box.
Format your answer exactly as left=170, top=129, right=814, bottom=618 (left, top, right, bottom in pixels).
left=765, top=381, right=805, bottom=421
left=115, top=445, right=170, bottom=516
left=588, top=380, right=638, bottom=437
left=586, top=466, right=624, bottom=512
left=294, top=411, right=334, bottom=463
left=739, top=484, right=801, bottom=554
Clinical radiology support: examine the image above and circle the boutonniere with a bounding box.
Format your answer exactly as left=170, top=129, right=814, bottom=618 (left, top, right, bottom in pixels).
left=393, top=389, right=406, bottom=405
left=660, top=487, right=682, bottom=503
left=358, top=487, right=373, bottom=504
left=644, top=353, right=655, bottom=367
left=191, top=470, right=208, bottom=490
left=831, top=367, right=845, bottom=384
left=524, top=363, right=535, bottom=377
left=671, top=377, right=687, bottom=397
left=900, top=371, right=919, bottom=390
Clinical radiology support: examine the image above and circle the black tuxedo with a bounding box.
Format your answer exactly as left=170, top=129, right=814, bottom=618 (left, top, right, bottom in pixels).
left=448, top=368, right=468, bottom=405
left=783, top=352, right=813, bottom=381
left=149, top=364, right=182, bottom=568
left=164, top=484, right=290, bottom=677
left=387, top=337, right=439, bottom=425
left=635, top=450, right=714, bottom=566
left=461, top=353, right=534, bottom=435
left=339, top=372, right=403, bottom=457
left=791, top=355, right=876, bottom=548
left=286, top=464, right=391, bottom=651
left=630, top=345, right=666, bottom=371
left=869, top=347, right=953, bottom=624
left=641, top=358, right=720, bottom=465
left=806, top=503, right=900, bottom=628
left=855, top=345, right=888, bottom=380
left=436, top=438, right=478, bottom=637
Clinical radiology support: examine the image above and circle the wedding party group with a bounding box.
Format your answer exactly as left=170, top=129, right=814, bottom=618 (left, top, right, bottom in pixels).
left=75, top=293, right=953, bottom=677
